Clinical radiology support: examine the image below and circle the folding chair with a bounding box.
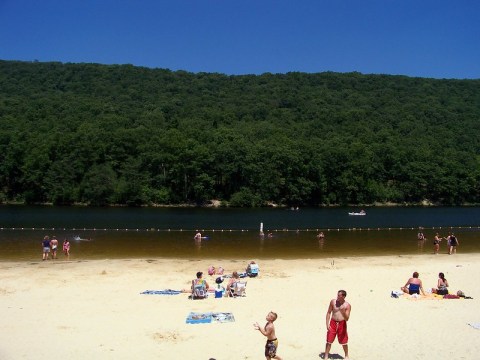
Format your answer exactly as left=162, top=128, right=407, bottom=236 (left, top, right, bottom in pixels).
left=231, top=281, right=247, bottom=297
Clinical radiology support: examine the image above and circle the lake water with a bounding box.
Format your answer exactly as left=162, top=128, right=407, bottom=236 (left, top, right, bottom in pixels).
left=1, top=205, right=479, bottom=261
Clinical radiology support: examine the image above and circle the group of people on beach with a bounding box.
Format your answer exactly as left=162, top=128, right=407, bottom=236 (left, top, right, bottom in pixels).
left=417, top=231, right=459, bottom=255
left=191, top=261, right=258, bottom=300
left=41, top=235, right=70, bottom=260
left=191, top=260, right=351, bottom=360
left=192, top=270, right=245, bottom=299
left=401, top=271, right=455, bottom=296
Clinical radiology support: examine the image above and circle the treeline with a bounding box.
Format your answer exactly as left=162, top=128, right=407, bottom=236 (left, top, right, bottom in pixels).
left=0, top=60, right=479, bottom=206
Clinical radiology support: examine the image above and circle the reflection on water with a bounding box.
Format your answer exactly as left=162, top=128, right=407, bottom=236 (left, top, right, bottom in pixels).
left=319, top=238, right=325, bottom=250
left=194, top=238, right=202, bottom=254
left=2, top=206, right=480, bottom=261
left=3, top=205, right=480, bottom=231
left=1, top=227, right=479, bottom=261
left=417, top=239, right=425, bottom=252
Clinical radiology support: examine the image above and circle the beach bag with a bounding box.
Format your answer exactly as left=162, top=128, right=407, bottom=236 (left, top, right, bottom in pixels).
left=247, top=263, right=259, bottom=277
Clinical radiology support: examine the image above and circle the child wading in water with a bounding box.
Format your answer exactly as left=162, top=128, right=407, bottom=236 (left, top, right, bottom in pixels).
left=63, top=239, right=70, bottom=257
left=254, top=311, right=283, bottom=360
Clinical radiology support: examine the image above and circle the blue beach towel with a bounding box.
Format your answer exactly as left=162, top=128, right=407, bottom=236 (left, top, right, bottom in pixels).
left=186, top=312, right=213, bottom=324
left=141, top=289, right=182, bottom=295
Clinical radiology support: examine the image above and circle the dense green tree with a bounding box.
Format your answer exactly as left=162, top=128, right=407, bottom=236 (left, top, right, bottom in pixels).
left=0, top=60, right=479, bottom=206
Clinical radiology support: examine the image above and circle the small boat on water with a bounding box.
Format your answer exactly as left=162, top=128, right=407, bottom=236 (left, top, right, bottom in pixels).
left=348, top=210, right=366, bottom=216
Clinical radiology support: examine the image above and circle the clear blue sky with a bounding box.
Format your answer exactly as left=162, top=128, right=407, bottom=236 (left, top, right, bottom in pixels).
left=1, top=0, right=479, bottom=79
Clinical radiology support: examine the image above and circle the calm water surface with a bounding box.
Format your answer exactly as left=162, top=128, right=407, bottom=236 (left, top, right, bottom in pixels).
left=1, top=206, right=479, bottom=261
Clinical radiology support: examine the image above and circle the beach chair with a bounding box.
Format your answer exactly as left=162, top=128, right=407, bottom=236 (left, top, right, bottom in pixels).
left=231, top=281, right=247, bottom=297
left=191, top=280, right=208, bottom=300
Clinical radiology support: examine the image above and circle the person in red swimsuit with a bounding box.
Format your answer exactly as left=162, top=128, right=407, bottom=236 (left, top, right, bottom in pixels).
left=322, top=290, right=351, bottom=360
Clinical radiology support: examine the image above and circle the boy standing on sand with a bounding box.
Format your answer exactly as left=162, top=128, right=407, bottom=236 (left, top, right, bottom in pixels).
left=254, top=311, right=283, bottom=360
left=322, top=290, right=351, bottom=360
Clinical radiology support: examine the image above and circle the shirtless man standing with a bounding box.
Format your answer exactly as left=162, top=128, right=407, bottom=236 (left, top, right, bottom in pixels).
left=322, top=290, right=351, bottom=360
left=254, top=311, right=282, bottom=360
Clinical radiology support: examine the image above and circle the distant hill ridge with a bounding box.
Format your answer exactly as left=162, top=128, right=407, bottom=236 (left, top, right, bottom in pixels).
left=0, top=60, right=479, bottom=206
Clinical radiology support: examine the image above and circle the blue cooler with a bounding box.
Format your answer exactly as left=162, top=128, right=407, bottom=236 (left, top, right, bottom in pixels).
left=214, top=278, right=225, bottom=298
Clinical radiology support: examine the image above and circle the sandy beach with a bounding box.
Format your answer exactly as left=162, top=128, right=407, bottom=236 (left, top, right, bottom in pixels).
left=1, top=254, right=479, bottom=360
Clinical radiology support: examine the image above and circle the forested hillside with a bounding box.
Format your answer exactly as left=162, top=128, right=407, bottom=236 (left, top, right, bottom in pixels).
left=0, top=60, right=479, bottom=206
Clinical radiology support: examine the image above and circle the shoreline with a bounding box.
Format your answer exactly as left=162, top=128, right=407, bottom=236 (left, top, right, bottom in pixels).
left=1, top=254, right=479, bottom=359
left=2, top=201, right=480, bottom=208
left=2, top=247, right=480, bottom=263
left=2, top=249, right=479, bottom=262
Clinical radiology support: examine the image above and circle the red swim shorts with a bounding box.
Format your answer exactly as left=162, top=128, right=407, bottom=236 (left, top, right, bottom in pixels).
left=326, top=319, right=348, bottom=345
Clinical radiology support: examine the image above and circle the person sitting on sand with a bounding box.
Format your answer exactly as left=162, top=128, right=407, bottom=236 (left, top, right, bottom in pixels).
left=191, top=271, right=209, bottom=299
left=431, top=272, right=449, bottom=295
left=208, top=265, right=216, bottom=276
left=214, top=277, right=226, bottom=298
left=227, top=271, right=240, bottom=297
left=246, top=261, right=259, bottom=277
left=401, top=271, right=426, bottom=295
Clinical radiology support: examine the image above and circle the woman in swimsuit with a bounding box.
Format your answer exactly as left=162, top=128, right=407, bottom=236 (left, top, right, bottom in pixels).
left=448, top=233, right=459, bottom=255
left=401, top=271, right=426, bottom=295
left=433, top=233, right=443, bottom=255
left=432, top=272, right=449, bottom=295
left=63, top=239, right=70, bottom=257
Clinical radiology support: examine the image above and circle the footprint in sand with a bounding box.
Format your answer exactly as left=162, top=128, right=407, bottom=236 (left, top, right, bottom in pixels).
left=153, top=331, right=187, bottom=342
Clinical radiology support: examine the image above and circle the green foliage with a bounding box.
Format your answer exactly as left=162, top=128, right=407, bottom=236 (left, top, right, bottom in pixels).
left=229, top=188, right=262, bottom=208
left=0, top=60, right=479, bottom=206
left=79, top=164, right=117, bottom=206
